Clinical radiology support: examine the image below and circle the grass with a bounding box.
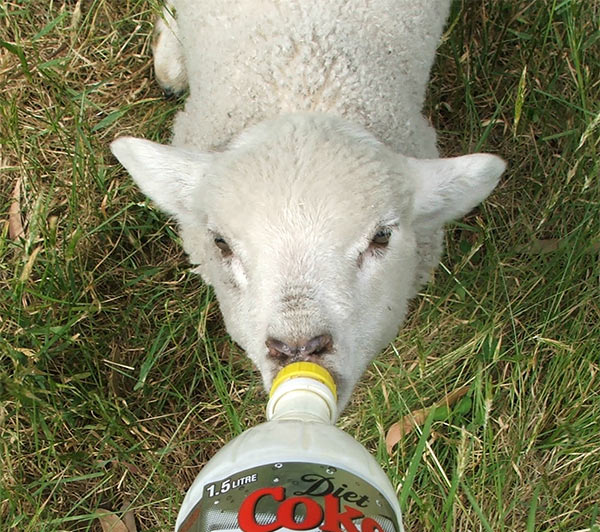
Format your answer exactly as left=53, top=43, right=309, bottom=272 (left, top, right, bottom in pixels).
left=0, top=0, right=598, bottom=530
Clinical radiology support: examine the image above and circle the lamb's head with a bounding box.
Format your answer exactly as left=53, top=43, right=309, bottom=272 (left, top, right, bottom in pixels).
left=111, top=114, right=505, bottom=410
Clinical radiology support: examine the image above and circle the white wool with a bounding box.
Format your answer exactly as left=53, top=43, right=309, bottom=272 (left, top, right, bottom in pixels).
left=168, top=0, right=449, bottom=157
left=112, top=1, right=506, bottom=410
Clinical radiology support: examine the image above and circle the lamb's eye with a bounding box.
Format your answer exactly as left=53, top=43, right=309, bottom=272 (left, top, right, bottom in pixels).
left=357, top=226, right=394, bottom=268
left=370, top=226, right=392, bottom=247
left=214, top=236, right=232, bottom=257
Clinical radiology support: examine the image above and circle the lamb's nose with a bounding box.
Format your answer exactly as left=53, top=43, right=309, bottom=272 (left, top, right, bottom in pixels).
left=266, top=334, right=334, bottom=360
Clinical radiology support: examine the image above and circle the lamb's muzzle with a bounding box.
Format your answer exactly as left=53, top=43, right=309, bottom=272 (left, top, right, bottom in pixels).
left=266, top=334, right=334, bottom=362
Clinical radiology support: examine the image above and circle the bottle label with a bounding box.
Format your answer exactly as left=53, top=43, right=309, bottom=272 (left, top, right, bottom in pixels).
left=178, top=462, right=400, bottom=532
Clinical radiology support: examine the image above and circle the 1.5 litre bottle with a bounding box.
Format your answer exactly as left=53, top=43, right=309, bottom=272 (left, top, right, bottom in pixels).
left=176, top=362, right=404, bottom=532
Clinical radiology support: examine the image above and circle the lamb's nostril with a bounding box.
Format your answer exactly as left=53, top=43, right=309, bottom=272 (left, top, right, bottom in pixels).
left=299, top=334, right=333, bottom=357
left=266, top=338, right=294, bottom=359
left=266, top=334, right=334, bottom=360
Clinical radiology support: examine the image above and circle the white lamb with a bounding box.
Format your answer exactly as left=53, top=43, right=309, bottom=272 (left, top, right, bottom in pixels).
left=111, top=0, right=506, bottom=410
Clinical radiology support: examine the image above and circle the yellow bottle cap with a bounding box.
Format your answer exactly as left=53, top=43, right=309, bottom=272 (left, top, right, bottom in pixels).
left=270, top=362, right=337, bottom=400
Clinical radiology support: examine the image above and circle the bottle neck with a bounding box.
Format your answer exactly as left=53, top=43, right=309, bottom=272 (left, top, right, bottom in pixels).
left=266, top=377, right=337, bottom=423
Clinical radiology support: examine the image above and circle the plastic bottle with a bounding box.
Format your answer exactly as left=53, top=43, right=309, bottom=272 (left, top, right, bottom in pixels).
left=175, top=362, right=404, bottom=532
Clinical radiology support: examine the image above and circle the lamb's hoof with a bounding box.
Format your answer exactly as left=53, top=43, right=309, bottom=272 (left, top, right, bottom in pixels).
left=162, top=86, right=185, bottom=99
left=152, top=10, right=188, bottom=96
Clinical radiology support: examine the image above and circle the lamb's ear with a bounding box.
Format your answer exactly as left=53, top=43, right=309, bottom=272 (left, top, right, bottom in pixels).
left=408, top=153, right=506, bottom=230
left=110, top=137, right=211, bottom=218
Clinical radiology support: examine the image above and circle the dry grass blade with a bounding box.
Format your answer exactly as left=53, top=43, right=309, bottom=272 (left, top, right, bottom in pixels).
left=386, top=386, right=470, bottom=454
left=123, top=510, right=137, bottom=532
left=517, top=238, right=562, bottom=255
left=8, top=177, right=24, bottom=240
left=121, top=499, right=138, bottom=532
left=19, top=245, right=41, bottom=282
left=97, top=508, right=137, bottom=532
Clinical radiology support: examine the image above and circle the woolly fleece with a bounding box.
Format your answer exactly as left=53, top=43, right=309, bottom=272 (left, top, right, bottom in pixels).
left=167, top=0, right=450, bottom=157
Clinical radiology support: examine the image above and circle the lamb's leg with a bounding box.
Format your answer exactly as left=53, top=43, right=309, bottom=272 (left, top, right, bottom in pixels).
left=152, top=5, right=187, bottom=95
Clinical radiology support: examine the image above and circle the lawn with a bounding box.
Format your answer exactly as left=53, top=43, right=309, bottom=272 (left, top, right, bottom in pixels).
left=1, top=1, right=598, bottom=531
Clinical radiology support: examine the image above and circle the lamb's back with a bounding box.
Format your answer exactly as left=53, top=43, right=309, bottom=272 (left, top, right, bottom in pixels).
left=171, top=0, right=450, bottom=155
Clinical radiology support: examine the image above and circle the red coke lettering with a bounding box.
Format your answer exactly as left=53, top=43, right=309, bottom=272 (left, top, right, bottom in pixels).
left=320, top=493, right=363, bottom=532
left=276, top=497, right=324, bottom=530
left=238, top=486, right=324, bottom=532
left=238, top=487, right=284, bottom=532
left=238, top=486, right=387, bottom=532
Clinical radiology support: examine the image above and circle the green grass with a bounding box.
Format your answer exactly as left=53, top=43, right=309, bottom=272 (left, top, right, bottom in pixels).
left=1, top=1, right=598, bottom=530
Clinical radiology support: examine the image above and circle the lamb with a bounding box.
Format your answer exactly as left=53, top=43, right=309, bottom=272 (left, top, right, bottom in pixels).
left=111, top=0, right=506, bottom=410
